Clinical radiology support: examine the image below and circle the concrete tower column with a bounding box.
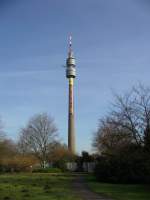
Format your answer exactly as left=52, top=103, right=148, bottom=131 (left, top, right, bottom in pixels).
left=68, top=78, right=75, bottom=153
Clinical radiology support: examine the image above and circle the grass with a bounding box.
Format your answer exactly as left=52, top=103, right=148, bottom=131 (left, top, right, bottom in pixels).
left=86, top=175, right=150, bottom=200
left=1, top=173, right=149, bottom=200
left=0, top=173, right=78, bottom=200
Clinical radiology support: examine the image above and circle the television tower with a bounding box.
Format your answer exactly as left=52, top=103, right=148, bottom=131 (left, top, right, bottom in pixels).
left=66, top=36, right=76, bottom=154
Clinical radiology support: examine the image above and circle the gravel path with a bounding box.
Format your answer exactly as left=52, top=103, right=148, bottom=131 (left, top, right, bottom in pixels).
left=72, top=175, right=113, bottom=200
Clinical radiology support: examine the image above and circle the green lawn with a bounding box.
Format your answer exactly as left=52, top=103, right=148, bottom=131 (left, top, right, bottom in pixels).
left=0, top=173, right=77, bottom=200
left=1, top=173, right=149, bottom=200
left=87, top=176, right=150, bottom=200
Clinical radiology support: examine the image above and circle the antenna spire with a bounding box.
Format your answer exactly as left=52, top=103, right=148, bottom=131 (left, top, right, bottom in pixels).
left=68, top=35, right=73, bottom=58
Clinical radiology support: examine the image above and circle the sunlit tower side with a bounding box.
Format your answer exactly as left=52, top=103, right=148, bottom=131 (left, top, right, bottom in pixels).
left=66, top=36, right=76, bottom=154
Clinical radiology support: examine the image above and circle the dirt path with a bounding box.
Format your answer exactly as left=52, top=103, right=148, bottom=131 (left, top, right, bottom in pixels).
left=72, top=175, right=112, bottom=200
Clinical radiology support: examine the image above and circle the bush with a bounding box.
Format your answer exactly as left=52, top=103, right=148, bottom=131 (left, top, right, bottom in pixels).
left=94, top=147, right=150, bottom=184
left=32, top=167, right=62, bottom=173
left=0, top=155, right=38, bottom=172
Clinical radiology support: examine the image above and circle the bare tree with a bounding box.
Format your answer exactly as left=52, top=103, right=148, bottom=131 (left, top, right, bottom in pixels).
left=18, top=113, right=58, bottom=168
left=111, top=84, right=150, bottom=146
left=93, top=117, right=133, bottom=154
left=0, top=118, right=5, bottom=141
left=93, top=84, right=150, bottom=153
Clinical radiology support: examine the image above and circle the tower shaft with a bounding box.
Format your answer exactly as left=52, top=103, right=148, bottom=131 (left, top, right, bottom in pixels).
left=68, top=78, right=75, bottom=153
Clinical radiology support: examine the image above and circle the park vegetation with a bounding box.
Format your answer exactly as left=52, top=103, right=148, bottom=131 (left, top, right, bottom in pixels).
left=0, top=113, right=73, bottom=172
left=93, top=84, right=150, bottom=183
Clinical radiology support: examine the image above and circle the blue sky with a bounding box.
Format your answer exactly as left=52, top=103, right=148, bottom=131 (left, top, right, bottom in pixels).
left=0, top=0, right=150, bottom=153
